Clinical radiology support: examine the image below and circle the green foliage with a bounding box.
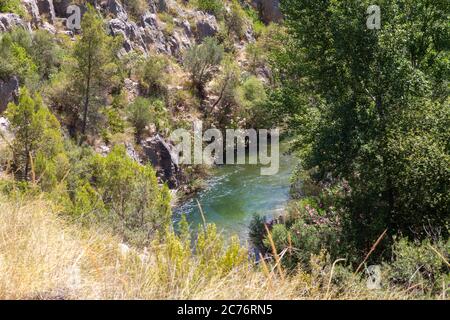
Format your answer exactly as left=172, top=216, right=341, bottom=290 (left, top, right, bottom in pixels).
left=122, top=0, right=148, bottom=21
left=235, top=76, right=267, bottom=127
left=137, top=54, right=170, bottom=97
left=385, top=237, right=449, bottom=294
left=5, top=88, right=68, bottom=191
left=195, top=0, right=224, bottom=17
left=273, top=0, right=450, bottom=255
left=127, top=97, right=169, bottom=141
left=0, top=0, right=26, bottom=16
left=248, top=214, right=267, bottom=252
left=0, top=31, right=37, bottom=85
left=225, top=0, right=247, bottom=40
left=72, top=4, right=121, bottom=138
left=68, top=145, right=172, bottom=246
left=183, top=37, right=224, bottom=98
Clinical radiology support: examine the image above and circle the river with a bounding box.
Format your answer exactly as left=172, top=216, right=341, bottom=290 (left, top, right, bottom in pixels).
left=174, top=142, right=296, bottom=240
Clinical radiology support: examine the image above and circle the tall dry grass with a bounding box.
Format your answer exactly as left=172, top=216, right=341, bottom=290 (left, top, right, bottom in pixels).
left=0, top=198, right=434, bottom=300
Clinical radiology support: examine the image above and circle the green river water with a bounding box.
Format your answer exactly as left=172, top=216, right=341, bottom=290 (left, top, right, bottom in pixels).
left=174, top=142, right=297, bottom=240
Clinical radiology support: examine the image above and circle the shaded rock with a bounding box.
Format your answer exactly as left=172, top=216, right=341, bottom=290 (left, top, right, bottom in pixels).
left=0, top=76, right=19, bottom=114
left=37, top=0, right=56, bottom=24
left=0, top=13, right=28, bottom=32
left=142, top=134, right=182, bottom=189
left=194, top=12, right=218, bottom=40
left=251, top=0, right=282, bottom=23
left=105, top=0, right=128, bottom=21
left=23, top=0, right=41, bottom=26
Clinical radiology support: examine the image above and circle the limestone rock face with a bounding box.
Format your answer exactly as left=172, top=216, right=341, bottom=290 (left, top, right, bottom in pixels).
left=37, top=0, right=56, bottom=24
left=0, top=76, right=19, bottom=114
left=194, top=12, right=218, bottom=40
left=252, top=0, right=282, bottom=23
left=142, top=134, right=183, bottom=189
left=0, top=13, right=28, bottom=32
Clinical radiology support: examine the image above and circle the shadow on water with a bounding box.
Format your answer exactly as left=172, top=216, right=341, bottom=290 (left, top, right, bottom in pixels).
left=174, top=141, right=297, bottom=241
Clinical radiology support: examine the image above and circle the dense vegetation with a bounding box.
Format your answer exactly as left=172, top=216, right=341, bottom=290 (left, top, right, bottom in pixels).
left=0, top=0, right=448, bottom=299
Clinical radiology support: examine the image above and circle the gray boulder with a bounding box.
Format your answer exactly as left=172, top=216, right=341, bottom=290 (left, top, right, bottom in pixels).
left=142, top=134, right=182, bottom=189
left=37, top=0, right=56, bottom=24
left=23, top=0, right=41, bottom=26
left=53, top=0, right=72, bottom=17
left=0, top=13, right=28, bottom=32
left=0, top=76, right=19, bottom=114
left=252, top=0, right=282, bottom=23
left=194, top=13, right=218, bottom=40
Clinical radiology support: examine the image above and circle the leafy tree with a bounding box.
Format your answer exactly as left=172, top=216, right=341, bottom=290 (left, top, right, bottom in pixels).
left=5, top=88, right=68, bottom=190
left=90, top=146, right=172, bottom=245
left=273, top=0, right=450, bottom=254
left=137, top=54, right=170, bottom=97
left=183, top=37, right=224, bottom=99
left=72, top=5, right=120, bottom=140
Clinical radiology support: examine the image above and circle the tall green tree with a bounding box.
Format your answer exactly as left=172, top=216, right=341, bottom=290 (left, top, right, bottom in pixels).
left=5, top=88, right=68, bottom=190
left=273, top=0, right=449, bottom=252
left=73, top=5, right=120, bottom=140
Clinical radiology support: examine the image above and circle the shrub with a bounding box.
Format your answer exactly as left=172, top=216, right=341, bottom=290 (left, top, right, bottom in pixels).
left=67, top=145, right=172, bottom=246
left=183, top=37, right=224, bottom=98
left=195, top=0, right=224, bottom=17
left=5, top=88, right=68, bottom=191
left=137, top=54, right=170, bottom=97
left=0, top=0, right=26, bottom=16
left=385, top=237, right=449, bottom=294
left=122, top=0, right=148, bottom=21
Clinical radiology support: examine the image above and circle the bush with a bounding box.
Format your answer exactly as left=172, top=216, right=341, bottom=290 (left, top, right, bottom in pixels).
left=0, top=0, right=26, bottom=16
left=385, top=237, right=449, bottom=294
left=122, top=0, right=148, bottom=21
left=195, top=0, right=224, bottom=17
left=235, top=76, right=267, bottom=127
left=183, top=37, right=224, bottom=98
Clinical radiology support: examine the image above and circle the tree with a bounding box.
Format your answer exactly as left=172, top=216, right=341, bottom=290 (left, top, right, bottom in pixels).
left=127, top=97, right=153, bottom=142
left=73, top=5, right=120, bottom=141
left=273, top=0, right=449, bottom=253
left=183, top=37, right=224, bottom=99
left=5, top=88, right=68, bottom=190
left=90, top=146, right=172, bottom=246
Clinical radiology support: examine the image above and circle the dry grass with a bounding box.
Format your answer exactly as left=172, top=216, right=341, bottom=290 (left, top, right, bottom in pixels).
left=0, top=198, right=435, bottom=300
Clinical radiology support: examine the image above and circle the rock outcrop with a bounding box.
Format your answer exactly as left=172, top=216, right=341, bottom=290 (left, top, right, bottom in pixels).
left=37, top=0, right=56, bottom=24
left=142, top=134, right=182, bottom=189
left=0, top=13, right=28, bottom=32
left=252, top=0, right=282, bottom=23
left=0, top=76, right=19, bottom=113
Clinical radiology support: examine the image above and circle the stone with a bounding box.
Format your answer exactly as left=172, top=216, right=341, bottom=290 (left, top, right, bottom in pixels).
left=251, top=0, right=282, bottom=23
left=0, top=13, right=28, bottom=32
left=142, top=134, right=182, bottom=189
left=23, top=0, right=41, bottom=26
left=194, top=12, right=218, bottom=40
left=0, top=76, right=19, bottom=114
left=37, top=0, right=56, bottom=24
left=53, top=0, right=72, bottom=17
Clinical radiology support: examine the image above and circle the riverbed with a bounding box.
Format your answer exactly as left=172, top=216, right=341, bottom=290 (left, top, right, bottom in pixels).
left=174, top=142, right=296, bottom=240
